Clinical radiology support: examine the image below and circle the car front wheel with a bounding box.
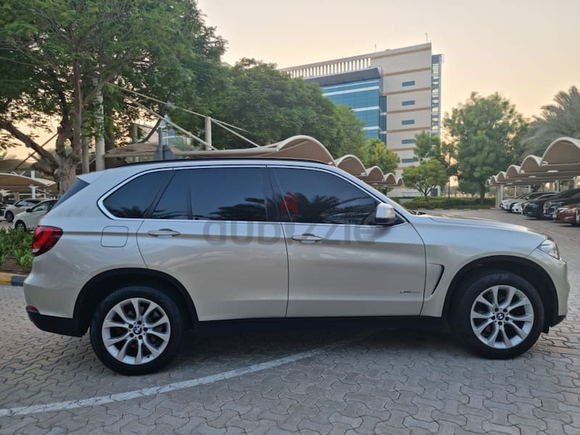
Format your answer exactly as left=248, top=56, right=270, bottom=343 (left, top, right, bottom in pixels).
left=90, top=285, right=186, bottom=375
left=452, top=270, right=544, bottom=359
left=5, top=211, right=13, bottom=222
left=15, top=220, right=26, bottom=231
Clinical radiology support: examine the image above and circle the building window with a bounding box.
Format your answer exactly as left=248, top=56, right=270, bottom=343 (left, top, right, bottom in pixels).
left=401, top=158, right=415, bottom=163
left=402, top=139, right=415, bottom=144
left=402, top=80, right=415, bottom=87
left=402, top=100, right=415, bottom=106
left=402, top=119, right=415, bottom=126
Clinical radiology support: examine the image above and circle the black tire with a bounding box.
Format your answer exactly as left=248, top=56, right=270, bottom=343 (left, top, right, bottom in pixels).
left=451, top=270, right=544, bottom=359
left=15, top=220, right=26, bottom=231
left=5, top=211, right=13, bottom=222
left=90, top=285, right=186, bottom=375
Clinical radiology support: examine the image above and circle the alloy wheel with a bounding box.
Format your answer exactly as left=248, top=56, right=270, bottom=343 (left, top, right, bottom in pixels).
left=470, top=285, right=534, bottom=349
left=101, top=297, right=171, bottom=365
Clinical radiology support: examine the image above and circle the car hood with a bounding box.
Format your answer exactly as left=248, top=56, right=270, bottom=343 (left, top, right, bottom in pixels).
left=427, top=215, right=534, bottom=233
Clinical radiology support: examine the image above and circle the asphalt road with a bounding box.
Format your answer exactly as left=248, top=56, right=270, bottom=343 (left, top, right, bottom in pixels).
left=0, top=209, right=579, bottom=434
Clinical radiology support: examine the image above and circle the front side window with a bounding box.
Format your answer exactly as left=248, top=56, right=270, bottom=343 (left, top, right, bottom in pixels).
left=31, top=202, right=50, bottom=213
left=272, top=168, right=377, bottom=225
left=103, top=171, right=172, bottom=218
left=189, top=167, right=267, bottom=222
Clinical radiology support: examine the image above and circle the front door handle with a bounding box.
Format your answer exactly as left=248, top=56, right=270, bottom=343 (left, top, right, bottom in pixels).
left=147, top=228, right=181, bottom=238
left=291, top=233, right=322, bottom=243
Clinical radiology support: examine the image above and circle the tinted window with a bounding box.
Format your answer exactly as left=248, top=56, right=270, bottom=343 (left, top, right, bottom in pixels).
left=190, top=168, right=267, bottom=221
left=104, top=171, right=171, bottom=218
left=53, top=179, right=89, bottom=209
left=273, top=168, right=378, bottom=225
left=151, top=171, right=189, bottom=220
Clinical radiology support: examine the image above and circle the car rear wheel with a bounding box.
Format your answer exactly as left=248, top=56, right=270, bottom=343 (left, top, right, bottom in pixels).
left=5, top=211, right=13, bottom=222
left=90, top=285, right=186, bottom=375
left=452, top=270, right=544, bottom=359
left=15, top=220, right=26, bottom=231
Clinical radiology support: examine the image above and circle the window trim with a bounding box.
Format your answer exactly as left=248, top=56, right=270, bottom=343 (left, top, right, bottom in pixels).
left=98, top=165, right=271, bottom=223
left=268, top=165, right=390, bottom=227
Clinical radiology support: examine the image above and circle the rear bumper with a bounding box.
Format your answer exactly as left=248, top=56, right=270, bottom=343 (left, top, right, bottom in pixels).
left=26, top=307, right=83, bottom=337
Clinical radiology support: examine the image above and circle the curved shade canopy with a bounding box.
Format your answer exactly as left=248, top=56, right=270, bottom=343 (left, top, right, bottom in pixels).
left=106, top=135, right=404, bottom=186
left=489, top=137, right=580, bottom=185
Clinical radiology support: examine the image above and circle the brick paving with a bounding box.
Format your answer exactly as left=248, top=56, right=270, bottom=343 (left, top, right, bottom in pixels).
left=0, top=210, right=579, bottom=434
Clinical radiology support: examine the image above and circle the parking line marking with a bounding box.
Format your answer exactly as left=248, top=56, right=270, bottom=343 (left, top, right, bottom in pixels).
left=0, top=333, right=369, bottom=417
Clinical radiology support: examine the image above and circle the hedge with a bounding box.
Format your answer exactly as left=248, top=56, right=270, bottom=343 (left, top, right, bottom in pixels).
left=0, top=228, right=34, bottom=272
left=398, top=197, right=495, bottom=209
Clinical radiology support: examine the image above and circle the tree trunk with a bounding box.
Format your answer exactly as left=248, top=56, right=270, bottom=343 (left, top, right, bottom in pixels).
left=54, top=158, right=77, bottom=194
left=479, top=186, right=486, bottom=204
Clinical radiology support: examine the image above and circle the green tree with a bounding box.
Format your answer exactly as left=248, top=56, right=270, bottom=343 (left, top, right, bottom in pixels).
left=520, top=86, right=580, bottom=157
left=0, top=0, right=224, bottom=191
left=332, top=105, right=366, bottom=157
left=173, top=59, right=365, bottom=157
left=444, top=93, right=527, bottom=203
left=402, top=158, right=448, bottom=202
left=361, top=138, right=400, bottom=174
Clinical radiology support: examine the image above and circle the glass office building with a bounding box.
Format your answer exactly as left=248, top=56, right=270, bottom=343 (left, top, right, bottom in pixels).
left=283, top=43, right=443, bottom=171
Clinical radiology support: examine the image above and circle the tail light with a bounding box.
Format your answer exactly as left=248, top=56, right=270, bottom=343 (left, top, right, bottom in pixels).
left=32, top=226, right=63, bottom=257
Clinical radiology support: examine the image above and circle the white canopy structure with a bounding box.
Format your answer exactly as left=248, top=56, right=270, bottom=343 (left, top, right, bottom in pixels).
left=0, top=173, right=56, bottom=193
left=106, top=135, right=404, bottom=187
left=489, top=137, right=580, bottom=186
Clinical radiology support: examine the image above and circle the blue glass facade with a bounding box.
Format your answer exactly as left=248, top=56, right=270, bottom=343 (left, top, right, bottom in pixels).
left=431, top=55, right=442, bottom=136
left=321, top=78, right=381, bottom=139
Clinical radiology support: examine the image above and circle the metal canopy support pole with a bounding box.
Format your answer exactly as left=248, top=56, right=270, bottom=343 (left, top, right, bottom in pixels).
left=205, top=117, right=212, bottom=151
left=93, top=78, right=105, bottom=171
left=31, top=170, right=36, bottom=199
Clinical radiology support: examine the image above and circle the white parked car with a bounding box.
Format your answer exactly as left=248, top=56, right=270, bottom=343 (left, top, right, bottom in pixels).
left=23, top=160, right=570, bottom=375
left=13, top=200, right=58, bottom=231
left=3, top=198, right=43, bottom=222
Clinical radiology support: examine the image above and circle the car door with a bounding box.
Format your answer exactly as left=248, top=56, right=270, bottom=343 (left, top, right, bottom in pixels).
left=269, top=166, right=426, bottom=318
left=25, top=202, right=50, bottom=227
left=137, top=166, right=288, bottom=322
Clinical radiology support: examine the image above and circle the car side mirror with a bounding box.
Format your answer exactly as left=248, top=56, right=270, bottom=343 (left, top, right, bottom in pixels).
left=25, top=208, right=32, bottom=213
left=375, top=203, right=397, bottom=226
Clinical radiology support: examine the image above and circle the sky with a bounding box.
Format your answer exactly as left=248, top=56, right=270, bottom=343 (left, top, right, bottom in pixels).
left=7, top=0, right=580, bottom=159
left=198, top=0, right=580, bottom=118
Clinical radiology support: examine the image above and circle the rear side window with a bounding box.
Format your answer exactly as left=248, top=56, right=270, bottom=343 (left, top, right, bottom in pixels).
left=151, top=171, right=189, bottom=220
left=53, top=179, right=89, bottom=209
left=272, top=168, right=377, bottom=225
left=190, top=168, right=267, bottom=221
left=104, top=171, right=171, bottom=218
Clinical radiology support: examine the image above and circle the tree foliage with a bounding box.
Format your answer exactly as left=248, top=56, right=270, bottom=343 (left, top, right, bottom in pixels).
left=172, top=59, right=366, bottom=157
left=519, top=86, right=580, bottom=157
left=0, top=0, right=224, bottom=191
left=360, top=138, right=400, bottom=175
left=443, top=93, right=527, bottom=202
left=402, top=159, right=448, bottom=201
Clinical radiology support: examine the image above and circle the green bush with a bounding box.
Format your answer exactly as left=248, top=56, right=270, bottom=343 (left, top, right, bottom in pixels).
left=400, top=197, right=495, bottom=209
left=0, top=228, right=34, bottom=270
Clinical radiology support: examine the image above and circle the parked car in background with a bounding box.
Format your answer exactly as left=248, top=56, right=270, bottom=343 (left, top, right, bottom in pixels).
left=500, top=193, right=528, bottom=211
left=542, top=190, right=580, bottom=219
left=522, top=193, right=559, bottom=218
left=509, top=192, right=555, bottom=213
left=555, top=204, right=579, bottom=225
left=23, top=159, right=570, bottom=375
left=13, top=200, right=58, bottom=231
left=3, top=198, right=43, bottom=222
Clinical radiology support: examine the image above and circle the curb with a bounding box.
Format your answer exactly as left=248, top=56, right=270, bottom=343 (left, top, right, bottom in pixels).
left=0, top=273, right=26, bottom=287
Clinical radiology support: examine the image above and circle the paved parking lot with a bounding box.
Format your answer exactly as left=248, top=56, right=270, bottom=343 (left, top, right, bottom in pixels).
left=0, top=209, right=579, bottom=434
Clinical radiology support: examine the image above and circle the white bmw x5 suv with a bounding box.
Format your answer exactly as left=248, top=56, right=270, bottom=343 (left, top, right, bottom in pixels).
left=24, top=159, right=570, bottom=375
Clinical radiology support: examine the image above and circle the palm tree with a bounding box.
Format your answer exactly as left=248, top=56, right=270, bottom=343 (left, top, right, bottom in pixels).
left=520, top=86, right=580, bottom=156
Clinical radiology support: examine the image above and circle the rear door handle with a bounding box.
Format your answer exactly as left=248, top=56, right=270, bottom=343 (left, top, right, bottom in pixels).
left=147, top=229, right=181, bottom=238
left=291, top=233, right=322, bottom=243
